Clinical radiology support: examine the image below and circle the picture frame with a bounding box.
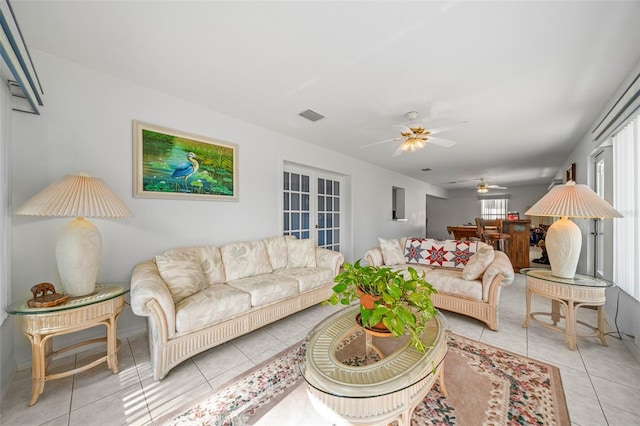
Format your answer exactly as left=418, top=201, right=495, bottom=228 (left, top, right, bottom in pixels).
left=133, top=121, right=238, bottom=201
left=565, top=163, right=576, bottom=183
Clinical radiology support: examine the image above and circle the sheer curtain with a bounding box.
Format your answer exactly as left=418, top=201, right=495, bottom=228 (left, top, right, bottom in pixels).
left=613, top=113, right=639, bottom=300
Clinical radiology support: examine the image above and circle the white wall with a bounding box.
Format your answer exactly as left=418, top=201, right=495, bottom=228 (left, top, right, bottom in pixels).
left=7, top=51, right=446, bottom=368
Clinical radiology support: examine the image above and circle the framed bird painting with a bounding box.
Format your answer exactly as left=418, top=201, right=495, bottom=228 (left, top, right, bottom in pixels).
left=132, top=121, right=238, bottom=201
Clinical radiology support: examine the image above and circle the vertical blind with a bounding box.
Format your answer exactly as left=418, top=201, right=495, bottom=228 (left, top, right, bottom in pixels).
left=480, top=198, right=508, bottom=220
left=613, top=113, right=639, bottom=301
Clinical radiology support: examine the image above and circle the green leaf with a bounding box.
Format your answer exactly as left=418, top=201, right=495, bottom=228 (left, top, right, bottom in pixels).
left=396, top=306, right=416, bottom=325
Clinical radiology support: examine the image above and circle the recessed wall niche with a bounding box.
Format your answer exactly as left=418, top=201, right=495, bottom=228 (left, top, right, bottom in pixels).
left=392, top=186, right=406, bottom=221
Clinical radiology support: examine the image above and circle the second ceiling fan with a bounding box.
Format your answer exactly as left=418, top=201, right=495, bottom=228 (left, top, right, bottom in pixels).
left=449, top=178, right=507, bottom=193
left=361, top=111, right=467, bottom=156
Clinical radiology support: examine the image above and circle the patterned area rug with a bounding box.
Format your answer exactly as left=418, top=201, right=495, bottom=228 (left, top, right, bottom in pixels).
left=156, top=333, right=569, bottom=425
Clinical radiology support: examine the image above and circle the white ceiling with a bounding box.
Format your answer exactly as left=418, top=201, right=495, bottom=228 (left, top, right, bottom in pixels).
left=11, top=1, right=640, bottom=190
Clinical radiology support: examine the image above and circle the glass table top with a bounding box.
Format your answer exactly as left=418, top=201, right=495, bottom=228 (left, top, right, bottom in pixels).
left=520, top=268, right=613, bottom=288
left=300, top=306, right=447, bottom=398
left=6, top=284, right=128, bottom=315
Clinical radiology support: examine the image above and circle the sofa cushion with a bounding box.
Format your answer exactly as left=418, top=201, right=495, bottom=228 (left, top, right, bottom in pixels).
left=155, top=248, right=207, bottom=303
left=378, top=237, right=405, bottom=265
left=221, top=240, right=273, bottom=281
left=462, top=245, right=496, bottom=280
left=175, top=284, right=252, bottom=333
left=264, top=236, right=290, bottom=270
left=286, top=238, right=317, bottom=268
left=274, top=267, right=334, bottom=292
left=227, top=274, right=299, bottom=306
left=424, top=268, right=483, bottom=301
left=197, top=246, right=226, bottom=285
left=404, top=238, right=479, bottom=269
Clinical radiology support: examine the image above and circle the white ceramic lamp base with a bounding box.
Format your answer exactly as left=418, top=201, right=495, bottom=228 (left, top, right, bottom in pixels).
left=55, top=218, right=101, bottom=296
left=545, top=217, right=581, bottom=279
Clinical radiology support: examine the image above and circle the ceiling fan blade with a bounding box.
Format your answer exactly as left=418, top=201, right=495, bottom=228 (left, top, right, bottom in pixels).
left=360, top=137, right=401, bottom=149
left=428, top=121, right=469, bottom=136
left=392, top=145, right=406, bottom=157
left=488, top=185, right=507, bottom=189
left=448, top=178, right=478, bottom=184
left=426, top=136, right=456, bottom=148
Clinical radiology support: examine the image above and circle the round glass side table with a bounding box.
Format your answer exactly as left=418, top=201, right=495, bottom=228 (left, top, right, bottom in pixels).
left=6, top=284, right=128, bottom=406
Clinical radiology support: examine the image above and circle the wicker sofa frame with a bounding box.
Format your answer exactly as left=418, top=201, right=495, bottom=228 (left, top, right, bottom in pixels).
left=131, top=244, right=343, bottom=381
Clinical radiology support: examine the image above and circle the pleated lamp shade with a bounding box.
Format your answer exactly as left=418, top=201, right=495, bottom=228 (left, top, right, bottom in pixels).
left=16, top=172, right=132, bottom=296
left=525, top=181, right=622, bottom=278
left=15, top=172, right=132, bottom=218
left=525, top=181, right=622, bottom=219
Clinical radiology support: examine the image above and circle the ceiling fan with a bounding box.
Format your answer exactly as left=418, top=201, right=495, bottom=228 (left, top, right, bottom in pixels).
left=361, top=111, right=467, bottom=157
left=449, top=178, right=507, bottom=193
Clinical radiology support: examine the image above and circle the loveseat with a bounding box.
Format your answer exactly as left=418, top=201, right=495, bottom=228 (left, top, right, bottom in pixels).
left=364, top=237, right=514, bottom=331
left=130, top=235, right=344, bottom=380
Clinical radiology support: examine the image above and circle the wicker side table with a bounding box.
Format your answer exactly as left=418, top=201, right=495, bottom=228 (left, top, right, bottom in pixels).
left=521, top=269, right=612, bottom=350
left=6, top=285, right=127, bottom=406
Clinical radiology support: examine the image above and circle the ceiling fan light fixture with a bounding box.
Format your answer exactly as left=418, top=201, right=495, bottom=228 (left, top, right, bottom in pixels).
left=401, top=137, right=426, bottom=153
left=477, top=184, right=489, bottom=193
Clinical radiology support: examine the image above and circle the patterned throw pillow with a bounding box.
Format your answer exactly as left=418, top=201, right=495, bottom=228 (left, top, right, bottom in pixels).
left=155, top=248, right=207, bottom=303
left=197, top=246, right=226, bottom=285
left=286, top=238, right=317, bottom=268
left=378, top=238, right=405, bottom=265
left=462, top=244, right=496, bottom=280
left=221, top=241, right=273, bottom=281
left=264, top=236, right=289, bottom=270
left=404, top=238, right=479, bottom=269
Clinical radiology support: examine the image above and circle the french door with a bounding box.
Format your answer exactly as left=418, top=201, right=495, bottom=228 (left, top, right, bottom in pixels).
left=283, top=166, right=341, bottom=251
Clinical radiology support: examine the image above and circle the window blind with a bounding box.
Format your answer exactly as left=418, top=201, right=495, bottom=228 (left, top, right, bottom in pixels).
left=612, top=113, right=639, bottom=300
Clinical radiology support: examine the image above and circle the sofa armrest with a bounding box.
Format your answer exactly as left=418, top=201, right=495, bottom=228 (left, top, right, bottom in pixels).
left=316, top=247, right=344, bottom=275
left=364, top=247, right=384, bottom=266
left=482, top=250, right=515, bottom=291
left=130, top=261, right=177, bottom=339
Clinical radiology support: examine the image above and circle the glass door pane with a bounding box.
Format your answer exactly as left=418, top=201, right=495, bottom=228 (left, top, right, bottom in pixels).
left=316, top=176, right=340, bottom=251
left=283, top=171, right=311, bottom=239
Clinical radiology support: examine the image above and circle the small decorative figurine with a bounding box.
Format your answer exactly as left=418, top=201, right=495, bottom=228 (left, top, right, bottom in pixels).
left=27, top=283, right=69, bottom=308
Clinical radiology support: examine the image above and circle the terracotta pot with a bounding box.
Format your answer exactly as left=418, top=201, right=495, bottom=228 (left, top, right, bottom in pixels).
left=357, top=288, right=387, bottom=331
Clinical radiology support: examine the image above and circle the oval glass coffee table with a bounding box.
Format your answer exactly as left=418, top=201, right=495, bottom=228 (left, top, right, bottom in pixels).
left=300, top=306, right=447, bottom=426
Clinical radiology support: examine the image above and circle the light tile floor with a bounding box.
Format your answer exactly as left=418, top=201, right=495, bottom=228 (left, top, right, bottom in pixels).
left=2, top=273, right=639, bottom=425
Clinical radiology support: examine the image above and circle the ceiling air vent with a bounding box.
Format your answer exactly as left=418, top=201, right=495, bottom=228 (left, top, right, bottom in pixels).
left=298, top=109, right=325, bottom=122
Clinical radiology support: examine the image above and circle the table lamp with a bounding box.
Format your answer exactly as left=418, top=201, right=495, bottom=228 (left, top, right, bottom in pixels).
left=525, top=181, right=622, bottom=278
left=15, top=172, right=132, bottom=296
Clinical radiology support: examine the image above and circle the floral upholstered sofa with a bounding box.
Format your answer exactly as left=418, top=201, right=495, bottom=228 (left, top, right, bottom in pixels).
left=130, top=235, right=343, bottom=380
left=364, top=237, right=514, bottom=331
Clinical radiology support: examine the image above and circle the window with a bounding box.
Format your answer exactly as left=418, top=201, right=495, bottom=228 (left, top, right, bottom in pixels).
left=479, top=195, right=509, bottom=220
left=612, top=113, right=639, bottom=301
left=0, top=81, right=10, bottom=325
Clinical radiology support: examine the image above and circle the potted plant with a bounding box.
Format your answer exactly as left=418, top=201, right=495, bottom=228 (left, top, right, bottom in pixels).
left=323, top=259, right=438, bottom=352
